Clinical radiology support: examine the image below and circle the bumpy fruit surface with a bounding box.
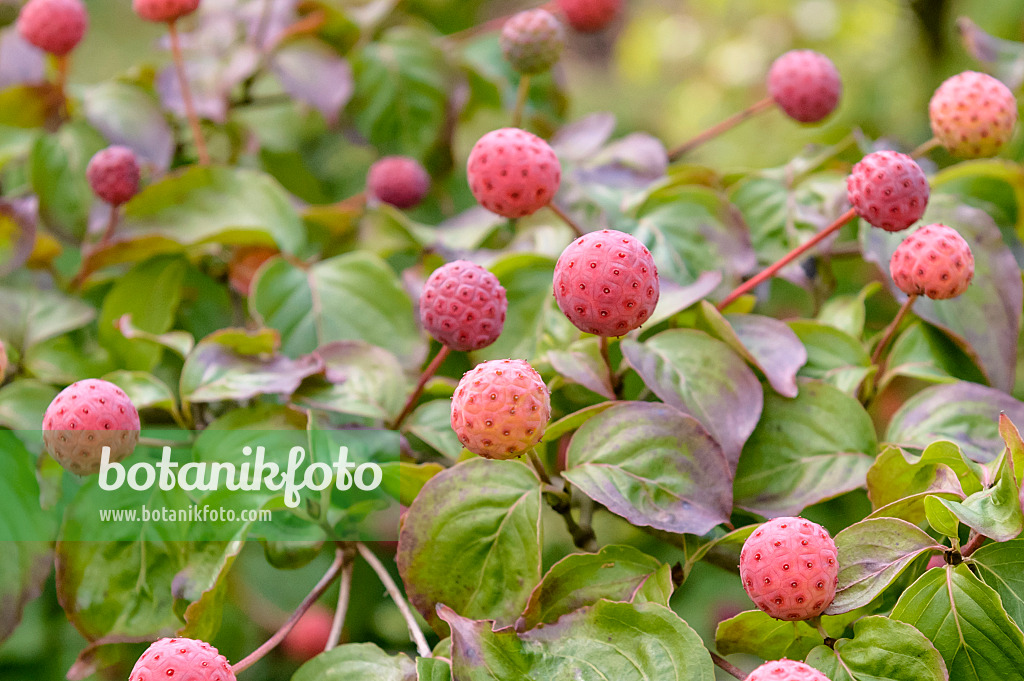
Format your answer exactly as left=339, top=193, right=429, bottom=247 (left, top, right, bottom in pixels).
left=367, top=156, right=431, bottom=209
left=451, top=359, right=550, bottom=459
left=467, top=128, right=561, bottom=218
left=767, top=50, right=842, bottom=124
left=553, top=229, right=659, bottom=336
left=500, top=9, right=565, bottom=75
left=87, top=146, right=141, bottom=206
left=930, top=71, right=1017, bottom=158
left=129, top=638, right=235, bottom=681
left=556, top=0, right=620, bottom=32
left=739, top=516, right=838, bottom=621
left=17, top=0, right=88, bottom=56
left=889, top=223, right=974, bottom=300
left=0, top=339, right=7, bottom=383
left=746, top=659, right=831, bottom=681
left=133, top=0, right=201, bottom=23
left=420, top=261, right=507, bottom=352
left=42, top=379, right=141, bottom=476
left=846, top=151, right=929, bottom=232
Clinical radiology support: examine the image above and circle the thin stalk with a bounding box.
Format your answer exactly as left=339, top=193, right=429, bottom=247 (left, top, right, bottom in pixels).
left=870, top=294, right=917, bottom=365
left=55, top=54, right=70, bottom=119
left=961, top=531, right=986, bottom=557
left=717, top=207, right=857, bottom=311
left=548, top=202, right=585, bottom=238
left=911, top=137, right=941, bottom=159
left=232, top=547, right=346, bottom=674
left=527, top=448, right=552, bottom=486
left=512, top=75, right=530, bottom=128
left=168, top=21, right=211, bottom=165
left=810, top=616, right=830, bottom=640
left=356, top=542, right=432, bottom=657
left=598, top=336, right=621, bottom=396
left=101, top=206, right=120, bottom=245
left=325, top=557, right=354, bottom=651
left=389, top=345, right=451, bottom=430
left=710, top=651, right=745, bottom=680
left=668, top=97, right=775, bottom=161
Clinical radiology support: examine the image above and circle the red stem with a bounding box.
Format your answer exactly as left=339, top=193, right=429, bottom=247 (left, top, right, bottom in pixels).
left=710, top=651, right=745, bottom=680
left=870, top=294, right=917, bottom=366
left=548, top=202, right=585, bottom=237
left=717, top=207, right=857, bottom=311
left=168, top=21, right=211, bottom=165
left=668, top=97, right=775, bottom=161
left=389, top=345, right=451, bottom=430
left=231, top=547, right=346, bottom=674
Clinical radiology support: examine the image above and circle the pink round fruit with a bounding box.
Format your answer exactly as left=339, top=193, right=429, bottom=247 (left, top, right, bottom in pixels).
left=556, top=0, right=620, bottom=32
left=129, top=637, right=235, bottom=681
left=450, top=359, right=550, bottom=460
left=846, top=151, right=929, bottom=232
left=17, top=0, right=88, bottom=56
left=467, top=128, right=561, bottom=219
left=553, top=229, right=659, bottom=337
left=500, top=9, right=565, bottom=75
left=739, top=516, right=839, bottom=621
left=87, top=146, right=142, bottom=207
left=420, top=260, right=507, bottom=352
left=767, top=50, right=842, bottom=124
left=133, top=0, right=201, bottom=23
left=42, top=379, right=141, bottom=476
left=889, top=223, right=974, bottom=300
left=746, top=659, right=831, bottom=681
left=367, top=156, right=431, bottom=209
left=281, top=605, right=334, bottom=662
left=929, top=71, right=1018, bottom=159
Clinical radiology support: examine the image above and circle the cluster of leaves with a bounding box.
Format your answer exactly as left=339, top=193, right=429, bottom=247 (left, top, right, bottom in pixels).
left=2, top=1, right=1024, bottom=680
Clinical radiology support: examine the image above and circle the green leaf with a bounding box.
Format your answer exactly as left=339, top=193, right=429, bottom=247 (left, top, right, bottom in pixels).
left=396, top=459, right=543, bottom=635
left=547, top=346, right=616, bottom=400
left=98, top=255, right=187, bottom=371
left=817, top=282, right=881, bottom=339
left=29, top=122, right=102, bottom=237
left=180, top=329, right=323, bottom=404
left=892, top=564, right=1024, bottom=681
left=251, top=253, right=425, bottom=366
left=0, top=431, right=55, bottom=644
left=563, top=401, right=733, bottom=535
left=518, top=545, right=673, bottom=630
left=439, top=600, right=714, bottom=681
left=934, top=451, right=1023, bottom=542
left=540, top=401, right=617, bottom=443
left=971, top=539, right=1024, bottom=631
left=715, top=609, right=857, bottom=661
left=0, top=379, right=58, bottom=431
left=806, top=616, right=948, bottom=681
left=734, top=379, right=876, bottom=516
left=348, top=26, right=448, bottom=160
left=103, top=370, right=182, bottom=424
left=886, top=381, right=1024, bottom=464
left=379, top=461, right=444, bottom=508
left=866, top=442, right=982, bottom=524
left=924, top=496, right=962, bottom=540
left=118, top=166, right=306, bottom=254
left=404, top=400, right=462, bottom=460
left=416, top=656, right=451, bottom=681
left=292, top=643, right=416, bottom=681
left=291, top=341, right=409, bottom=422
left=0, top=287, right=95, bottom=354
left=862, top=197, right=1022, bottom=393
left=882, top=322, right=987, bottom=389
left=621, top=329, right=763, bottom=467
left=788, top=320, right=873, bottom=396
left=827, top=517, right=944, bottom=615
left=480, top=253, right=575, bottom=363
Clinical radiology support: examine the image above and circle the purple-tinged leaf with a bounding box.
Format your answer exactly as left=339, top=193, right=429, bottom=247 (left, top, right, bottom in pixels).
left=272, top=39, right=353, bottom=125
left=564, top=401, right=733, bottom=535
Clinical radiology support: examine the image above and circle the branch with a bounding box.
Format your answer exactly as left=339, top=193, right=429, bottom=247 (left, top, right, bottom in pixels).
left=710, top=651, right=746, bottom=680
left=326, top=554, right=355, bottom=651
left=232, top=547, right=346, bottom=673
left=357, top=542, right=432, bottom=657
